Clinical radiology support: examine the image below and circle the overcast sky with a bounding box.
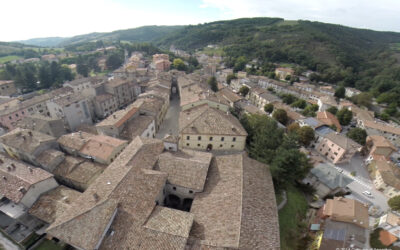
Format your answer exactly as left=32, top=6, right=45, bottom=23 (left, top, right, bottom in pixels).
left=2, top=0, right=400, bottom=41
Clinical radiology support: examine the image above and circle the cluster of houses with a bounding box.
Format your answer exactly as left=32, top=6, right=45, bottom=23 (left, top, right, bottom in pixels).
left=0, top=52, right=280, bottom=249
left=198, top=54, right=400, bottom=249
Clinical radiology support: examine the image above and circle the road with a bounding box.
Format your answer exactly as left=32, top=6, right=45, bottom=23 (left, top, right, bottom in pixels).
left=155, top=92, right=180, bottom=139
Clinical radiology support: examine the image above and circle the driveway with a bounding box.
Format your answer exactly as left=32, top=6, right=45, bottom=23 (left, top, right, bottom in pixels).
left=156, top=92, right=180, bottom=139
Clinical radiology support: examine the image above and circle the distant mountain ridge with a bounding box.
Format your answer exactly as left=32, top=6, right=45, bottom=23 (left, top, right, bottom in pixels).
left=17, top=25, right=183, bottom=47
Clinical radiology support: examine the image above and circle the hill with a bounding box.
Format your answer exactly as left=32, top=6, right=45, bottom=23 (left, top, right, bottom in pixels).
left=17, top=37, right=67, bottom=47
left=18, top=25, right=183, bottom=48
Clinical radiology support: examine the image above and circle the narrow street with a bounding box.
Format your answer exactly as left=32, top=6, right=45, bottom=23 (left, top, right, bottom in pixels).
left=155, top=92, right=180, bottom=139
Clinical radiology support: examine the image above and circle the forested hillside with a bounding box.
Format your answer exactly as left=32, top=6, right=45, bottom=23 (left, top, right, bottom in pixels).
left=8, top=17, right=400, bottom=104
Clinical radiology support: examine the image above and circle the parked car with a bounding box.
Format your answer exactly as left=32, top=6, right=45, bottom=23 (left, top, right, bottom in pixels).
left=362, top=191, right=373, bottom=198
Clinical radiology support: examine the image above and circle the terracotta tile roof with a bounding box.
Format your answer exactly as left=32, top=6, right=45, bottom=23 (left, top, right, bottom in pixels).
left=317, top=111, right=342, bottom=131
left=47, top=137, right=166, bottom=249
left=379, top=229, right=398, bottom=246
left=120, top=115, right=154, bottom=140
left=0, top=128, right=56, bottom=154
left=156, top=149, right=212, bottom=191
left=375, top=160, right=400, bottom=190
left=36, top=149, right=65, bottom=170
left=96, top=100, right=142, bottom=128
left=53, top=156, right=105, bottom=188
left=140, top=97, right=164, bottom=114
left=143, top=206, right=194, bottom=238
left=179, top=104, right=247, bottom=136
left=57, top=131, right=93, bottom=151
left=217, top=88, right=243, bottom=103
left=58, top=132, right=127, bottom=162
left=324, top=132, right=361, bottom=151
left=363, top=120, right=400, bottom=135
left=79, top=135, right=127, bottom=161
left=319, top=96, right=337, bottom=106
left=323, top=197, right=369, bottom=228
left=29, top=185, right=80, bottom=224
left=0, top=154, right=54, bottom=203
left=188, top=153, right=280, bottom=249
left=47, top=198, right=118, bottom=250
left=51, top=93, right=86, bottom=107
left=366, top=135, right=397, bottom=151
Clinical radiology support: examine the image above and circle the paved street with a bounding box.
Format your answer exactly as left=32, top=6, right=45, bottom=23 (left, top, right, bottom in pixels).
left=336, top=153, right=371, bottom=182
left=156, top=92, right=180, bottom=139
left=346, top=181, right=389, bottom=213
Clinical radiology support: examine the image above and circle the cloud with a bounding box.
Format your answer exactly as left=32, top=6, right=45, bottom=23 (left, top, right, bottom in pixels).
left=1, top=0, right=213, bottom=41
left=201, top=0, right=400, bottom=32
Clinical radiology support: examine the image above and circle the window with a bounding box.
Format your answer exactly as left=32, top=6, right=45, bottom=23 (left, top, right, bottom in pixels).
left=331, top=157, right=335, bottom=160
left=186, top=136, right=190, bottom=140
left=15, top=114, right=18, bottom=117
left=334, top=152, right=338, bottom=156
left=21, top=111, right=24, bottom=114
left=221, top=137, right=225, bottom=141
left=231, top=145, right=234, bottom=148
left=209, top=137, right=213, bottom=141
left=233, top=137, right=236, bottom=142
left=186, top=143, right=189, bottom=146
left=189, top=190, right=193, bottom=194
left=331, top=144, right=334, bottom=147
left=220, top=144, right=223, bottom=147
left=328, top=148, right=331, bottom=152
left=9, top=116, right=11, bottom=120
left=173, top=187, right=176, bottom=191
left=197, top=144, right=200, bottom=147
left=198, top=136, right=201, bottom=141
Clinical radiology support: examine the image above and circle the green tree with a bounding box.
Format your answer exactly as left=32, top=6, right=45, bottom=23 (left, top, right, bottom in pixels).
left=287, top=123, right=300, bottom=133
left=326, top=106, right=338, bottom=115
left=380, top=112, right=390, bottom=121
left=242, top=115, right=284, bottom=163
left=264, top=103, right=274, bottom=113
left=77, top=63, right=89, bottom=77
left=388, top=195, right=400, bottom=211
left=233, top=56, right=246, bottom=72
left=302, top=104, right=319, bottom=117
left=334, top=86, right=346, bottom=98
left=239, top=86, right=249, bottom=96
left=352, top=92, right=372, bottom=108
left=207, top=76, right=218, bottom=92
left=226, top=74, right=237, bottom=85
left=291, top=99, right=307, bottom=109
left=384, top=103, right=397, bottom=116
left=346, top=128, right=367, bottom=145
left=273, top=109, right=288, bottom=125
left=271, top=148, right=312, bottom=188
left=281, top=94, right=297, bottom=105
left=285, top=75, right=291, bottom=81
left=297, top=126, right=315, bottom=146
left=106, top=52, right=124, bottom=70
left=336, top=107, right=353, bottom=125
left=173, top=58, right=187, bottom=71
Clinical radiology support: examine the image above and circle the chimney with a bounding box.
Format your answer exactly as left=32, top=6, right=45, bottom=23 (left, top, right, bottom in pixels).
left=93, top=193, right=100, bottom=201
left=2, top=176, right=6, bottom=181
left=28, top=131, right=32, bottom=136
left=18, top=187, right=27, bottom=194
left=7, top=166, right=11, bottom=171
left=28, top=167, right=33, bottom=173
left=22, top=135, right=26, bottom=141
left=11, top=163, right=16, bottom=169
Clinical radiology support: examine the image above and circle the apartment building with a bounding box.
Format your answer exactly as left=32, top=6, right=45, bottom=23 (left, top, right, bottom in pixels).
left=316, top=132, right=361, bottom=164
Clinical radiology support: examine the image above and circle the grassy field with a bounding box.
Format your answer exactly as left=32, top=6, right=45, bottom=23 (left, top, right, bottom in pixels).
left=278, top=185, right=308, bottom=250
left=0, top=55, right=20, bottom=64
